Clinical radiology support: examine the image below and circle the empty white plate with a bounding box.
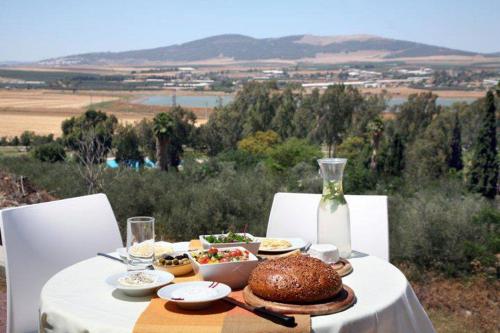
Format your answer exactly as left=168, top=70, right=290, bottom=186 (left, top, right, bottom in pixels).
left=157, top=281, right=231, bottom=310
left=106, top=270, right=174, bottom=297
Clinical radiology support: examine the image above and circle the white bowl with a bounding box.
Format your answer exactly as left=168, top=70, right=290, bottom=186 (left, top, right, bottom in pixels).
left=157, top=281, right=231, bottom=310
left=106, top=270, right=174, bottom=297
left=188, top=246, right=259, bottom=289
left=199, top=233, right=261, bottom=254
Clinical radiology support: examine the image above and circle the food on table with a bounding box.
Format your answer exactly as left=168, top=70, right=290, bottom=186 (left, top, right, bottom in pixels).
left=308, top=244, right=340, bottom=264
left=191, top=247, right=250, bottom=264
left=128, top=242, right=174, bottom=258
left=260, top=249, right=301, bottom=260
left=203, top=232, right=254, bottom=244
left=259, top=238, right=292, bottom=251
left=154, top=243, right=175, bottom=257
left=155, top=253, right=193, bottom=276
left=118, top=272, right=157, bottom=286
left=248, top=255, right=342, bottom=303
left=157, top=253, right=190, bottom=266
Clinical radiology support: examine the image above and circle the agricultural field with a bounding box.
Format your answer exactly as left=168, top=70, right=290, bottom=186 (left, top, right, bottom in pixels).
left=0, top=89, right=212, bottom=137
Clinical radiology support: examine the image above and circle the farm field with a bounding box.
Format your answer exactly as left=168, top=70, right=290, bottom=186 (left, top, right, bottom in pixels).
left=0, top=89, right=211, bottom=136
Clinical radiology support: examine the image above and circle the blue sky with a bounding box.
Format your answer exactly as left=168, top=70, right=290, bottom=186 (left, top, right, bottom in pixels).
left=1, top=0, right=499, bottom=61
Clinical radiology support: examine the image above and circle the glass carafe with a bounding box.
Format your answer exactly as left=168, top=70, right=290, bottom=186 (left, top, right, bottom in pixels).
left=317, top=158, right=351, bottom=258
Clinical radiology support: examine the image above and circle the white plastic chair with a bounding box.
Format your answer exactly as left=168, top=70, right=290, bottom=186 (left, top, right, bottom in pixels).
left=0, top=193, right=123, bottom=333
left=266, top=192, right=389, bottom=261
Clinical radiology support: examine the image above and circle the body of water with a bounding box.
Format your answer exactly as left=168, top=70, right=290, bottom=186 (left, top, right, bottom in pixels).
left=387, top=97, right=476, bottom=107
left=138, top=95, right=234, bottom=108
left=137, top=94, right=477, bottom=109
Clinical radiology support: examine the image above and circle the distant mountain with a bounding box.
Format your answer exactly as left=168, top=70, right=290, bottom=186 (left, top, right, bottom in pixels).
left=39, top=34, right=485, bottom=66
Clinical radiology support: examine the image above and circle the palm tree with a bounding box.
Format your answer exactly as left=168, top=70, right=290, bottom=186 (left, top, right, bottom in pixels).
left=153, top=112, right=174, bottom=171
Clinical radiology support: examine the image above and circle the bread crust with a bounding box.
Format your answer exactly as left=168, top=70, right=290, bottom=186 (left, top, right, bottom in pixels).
left=248, top=255, right=342, bottom=303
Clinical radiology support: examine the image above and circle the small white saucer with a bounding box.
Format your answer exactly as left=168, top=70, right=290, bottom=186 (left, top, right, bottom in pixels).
left=106, top=270, right=174, bottom=297
left=157, top=281, right=231, bottom=310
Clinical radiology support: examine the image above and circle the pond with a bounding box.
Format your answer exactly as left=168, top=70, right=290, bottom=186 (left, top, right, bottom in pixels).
left=136, top=94, right=477, bottom=109
left=137, top=95, right=234, bottom=108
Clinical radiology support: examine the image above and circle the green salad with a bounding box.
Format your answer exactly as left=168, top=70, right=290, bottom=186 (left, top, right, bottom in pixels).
left=203, top=231, right=253, bottom=244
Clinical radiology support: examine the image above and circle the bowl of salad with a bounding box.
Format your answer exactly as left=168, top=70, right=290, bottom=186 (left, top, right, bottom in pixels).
left=188, top=246, right=259, bottom=289
left=199, top=232, right=261, bottom=254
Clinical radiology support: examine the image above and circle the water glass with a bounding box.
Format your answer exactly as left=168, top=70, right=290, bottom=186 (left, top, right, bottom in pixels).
left=126, top=216, right=155, bottom=271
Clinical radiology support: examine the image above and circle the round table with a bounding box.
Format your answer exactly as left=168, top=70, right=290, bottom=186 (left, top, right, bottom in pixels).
left=40, top=252, right=435, bottom=333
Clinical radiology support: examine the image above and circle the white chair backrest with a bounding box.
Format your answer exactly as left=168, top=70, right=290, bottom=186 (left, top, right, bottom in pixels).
left=266, top=192, right=389, bottom=261
left=0, top=193, right=123, bottom=333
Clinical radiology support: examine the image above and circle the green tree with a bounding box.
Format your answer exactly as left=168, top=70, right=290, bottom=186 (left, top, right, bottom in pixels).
left=31, top=142, right=66, bottom=162
left=468, top=91, right=498, bottom=198
left=406, top=114, right=451, bottom=180
left=293, top=89, right=319, bottom=139
left=272, top=87, right=296, bottom=139
left=314, top=85, right=360, bottom=157
left=448, top=113, right=463, bottom=171
left=10, top=136, right=20, bottom=146
left=237, top=130, right=280, bottom=155
left=167, top=106, right=197, bottom=170
left=352, top=93, right=387, bottom=136
left=153, top=112, right=175, bottom=171
left=396, top=92, right=440, bottom=143
left=384, top=132, right=405, bottom=177
left=61, top=109, right=117, bottom=162
left=20, top=131, right=35, bottom=146
left=114, top=124, right=143, bottom=165
left=135, top=118, right=156, bottom=161
left=367, top=117, right=384, bottom=172
left=234, top=81, right=278, bottom=136
left=266, top=138, right=322, bottom=172
left=202, top=106, right=243, bottom=155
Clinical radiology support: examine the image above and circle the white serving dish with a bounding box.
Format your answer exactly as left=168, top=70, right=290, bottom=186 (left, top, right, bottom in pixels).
left=257, top=237, right=307, bottom=253
left=188, top=246, right=259, bottom=289
left=157, top=281, right=231, bottom=310
left=106, top=270, right=174, bottom=297
left=199, top=233, right=261, bottom=254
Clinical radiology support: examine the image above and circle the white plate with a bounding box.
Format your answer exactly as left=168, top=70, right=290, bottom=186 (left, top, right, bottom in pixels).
left=106, top=270, right=174, bottom=297
left=157, top=281, right=231, bottom=310
left=116, top=241, right=187, bottom=259
left=257, top=237, right=307, bottom=252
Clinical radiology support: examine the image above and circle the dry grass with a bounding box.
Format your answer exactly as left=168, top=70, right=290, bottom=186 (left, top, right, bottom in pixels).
left=408, top=272, right=500, bottom=333
left=0, top=89, right=213, bottom=136
left=0, top=90, right=117, bottom=109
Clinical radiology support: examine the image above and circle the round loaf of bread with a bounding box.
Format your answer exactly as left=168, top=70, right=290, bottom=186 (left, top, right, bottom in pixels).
left=248, top=255, right=342, bottom=303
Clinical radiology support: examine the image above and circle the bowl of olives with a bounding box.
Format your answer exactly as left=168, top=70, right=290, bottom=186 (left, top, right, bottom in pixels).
left=154, top=252, right=194, bottom=276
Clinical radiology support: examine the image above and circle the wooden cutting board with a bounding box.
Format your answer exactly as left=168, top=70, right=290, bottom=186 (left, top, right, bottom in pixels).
left=243, top=284, right=356, bottom=316
left=332, top=258, right=353, bottom=277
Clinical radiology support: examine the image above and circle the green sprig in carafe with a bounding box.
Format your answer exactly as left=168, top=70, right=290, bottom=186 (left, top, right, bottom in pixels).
left=317, top=158, right=352, bottom=258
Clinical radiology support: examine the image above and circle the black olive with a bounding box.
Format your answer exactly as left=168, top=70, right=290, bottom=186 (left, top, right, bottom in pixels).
left=175, top=255, right=184, bottom=260
left=164, top=255, right=174, bottom=260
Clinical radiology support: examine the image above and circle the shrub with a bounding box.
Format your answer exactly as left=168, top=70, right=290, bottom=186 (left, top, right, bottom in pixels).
left=389, top=179, right=497, bottom=275
left=237, top=130, right=280, bottom=155
left=114, top=124, right=143, bottom=164
left=31, top=142, right=66, bottom=163
left=266, top=138, right=322, bottom=172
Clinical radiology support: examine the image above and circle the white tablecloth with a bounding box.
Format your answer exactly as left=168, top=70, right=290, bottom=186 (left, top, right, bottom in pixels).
left=40, top=251, right=435, bottom=333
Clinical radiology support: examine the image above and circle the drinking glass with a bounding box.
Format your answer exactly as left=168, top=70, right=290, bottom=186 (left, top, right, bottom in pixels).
left=126, top=216, right=155, bottom=271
